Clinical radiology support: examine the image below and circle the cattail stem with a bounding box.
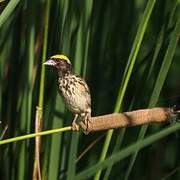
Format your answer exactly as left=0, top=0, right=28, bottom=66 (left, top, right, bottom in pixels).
left=80, top=107, right=177, bottom=133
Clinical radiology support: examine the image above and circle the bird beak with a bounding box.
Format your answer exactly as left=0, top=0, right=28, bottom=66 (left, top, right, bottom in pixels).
left=43, top=59, right=56, bottom=66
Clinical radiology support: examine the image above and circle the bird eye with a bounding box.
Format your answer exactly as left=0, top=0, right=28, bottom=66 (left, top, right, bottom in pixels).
left=60, top=59, right=66, bottom=64
left=53, top=58, right=59, bottom=63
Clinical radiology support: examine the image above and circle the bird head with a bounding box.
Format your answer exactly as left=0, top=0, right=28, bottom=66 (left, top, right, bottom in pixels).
left=44, top=54, right=72, bottom=72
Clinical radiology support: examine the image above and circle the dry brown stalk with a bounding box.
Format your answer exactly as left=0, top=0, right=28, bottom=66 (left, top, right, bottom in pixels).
left=33, top=106, right=42, bottom=180
left=79, top=107, right=178, bottom=133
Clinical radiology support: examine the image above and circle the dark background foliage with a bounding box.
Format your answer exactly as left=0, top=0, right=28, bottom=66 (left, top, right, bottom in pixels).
left=0, top=0, right=179, bottom=179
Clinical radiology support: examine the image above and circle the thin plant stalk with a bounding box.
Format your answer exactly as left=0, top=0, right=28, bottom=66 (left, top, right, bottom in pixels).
left=33, top=0, right=51, bottom=179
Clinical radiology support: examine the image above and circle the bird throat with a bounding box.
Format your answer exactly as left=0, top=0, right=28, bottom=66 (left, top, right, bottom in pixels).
left=58, top=70, right=71, bottom=78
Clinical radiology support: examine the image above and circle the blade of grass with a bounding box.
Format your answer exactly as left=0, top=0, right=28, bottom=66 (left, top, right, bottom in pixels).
left=75, top=123, right=180, bottom=179
left=0, top=0, right=20, bottom=28
left=38, top=1, right=50, bottom=108
left=122, top=5, right=167, bottom=179
left=67, top=11, right=83, bottom=180
left=33, top=0, right=51, bottom=179
left=82, top=0, right=93, bottom=78
left=67, top=1, right=93, bottom=179
left=123, top=26, right=165, bottom=180
left=124, top=9, right=180, bottom=180
left=0, top=26, right=14, bottom=180
left=26, top=19, right=35, bottom=134
left=17, top=6, right=35, bottom=178
left=18, top=92, right=28, bottom=180
left=95, top=0, right=156, bottom=179
left=0, top=42, right=4, bottom=125
left=47, top=97, right=64, bottom=180
left=46, top=1, right=71, bottom=179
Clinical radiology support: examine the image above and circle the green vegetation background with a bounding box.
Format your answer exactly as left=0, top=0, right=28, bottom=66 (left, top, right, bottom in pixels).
left=0, top=0, right=180, bottom=180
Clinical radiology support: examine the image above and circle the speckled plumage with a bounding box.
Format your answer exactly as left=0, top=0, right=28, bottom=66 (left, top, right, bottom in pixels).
left=58, top=72, right=91, bottom=117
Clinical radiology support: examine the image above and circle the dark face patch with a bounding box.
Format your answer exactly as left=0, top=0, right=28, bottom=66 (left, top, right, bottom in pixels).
left=53, top=59, right=72, bottom=72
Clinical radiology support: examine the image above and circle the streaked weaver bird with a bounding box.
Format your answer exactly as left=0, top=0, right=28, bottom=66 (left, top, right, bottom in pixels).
left=44, top=54, right=91, bottom=131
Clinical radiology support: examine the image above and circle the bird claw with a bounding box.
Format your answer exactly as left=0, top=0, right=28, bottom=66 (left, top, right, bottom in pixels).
left=71, top=122, right=79, bottom=131
left=82, top=114, right=91, bottom=134
left=71, top=113, right=91, bottom=134
left=84, top=119, right=89, bottom=129
left=83, top=129, right=89, bottom=135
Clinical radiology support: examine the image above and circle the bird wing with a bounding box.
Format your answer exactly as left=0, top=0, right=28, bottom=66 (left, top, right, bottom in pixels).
left=75, top=76, right=91, bottom=107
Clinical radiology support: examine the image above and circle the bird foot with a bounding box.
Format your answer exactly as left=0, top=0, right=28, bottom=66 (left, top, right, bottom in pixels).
left=83, top=119, right=89, bottom=129
left=82, top=114, right=91, bottom=134
left=71, top=122, right=79, bottom=131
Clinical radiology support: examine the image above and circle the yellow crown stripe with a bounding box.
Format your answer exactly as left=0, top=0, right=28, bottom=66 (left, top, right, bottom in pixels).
left=50, top=54, right=71, bottom=64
